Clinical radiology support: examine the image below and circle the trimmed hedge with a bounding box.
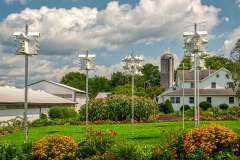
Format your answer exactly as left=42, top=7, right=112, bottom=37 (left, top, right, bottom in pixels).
left=48, top=107, right=78, bottom=119
left=199, top=101, right=212, bottom=111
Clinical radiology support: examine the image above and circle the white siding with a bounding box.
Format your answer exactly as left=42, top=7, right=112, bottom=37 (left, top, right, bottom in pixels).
left=164, top=95, right=239, bottom=111
left=0, top=108, right=50, bottom=121
left=200, top=70, right=229, bottom=89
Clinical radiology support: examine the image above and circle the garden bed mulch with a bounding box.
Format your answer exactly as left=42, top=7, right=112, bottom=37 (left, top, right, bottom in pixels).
left=156, top=115, right=182, bottom=122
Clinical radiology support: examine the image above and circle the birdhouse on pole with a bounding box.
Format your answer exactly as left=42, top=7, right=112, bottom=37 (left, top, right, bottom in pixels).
left=13, top=31, right=40, bottom=55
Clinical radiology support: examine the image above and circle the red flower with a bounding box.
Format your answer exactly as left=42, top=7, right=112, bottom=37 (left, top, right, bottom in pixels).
left=154, top=147, right=159, bottom=151
left=153, top=151, right=157, bottom=155
left=184, top=133, right=187, bottom=137
left=95, top=158, right=99, bottom=160
left=113, top=132, right=117, bottom=136
left=195, top=141, right=200, bottom=145
left=97, top=132, right=102, bottom=136
left=204, top=153, right=208, bottom=158
left=109, top=155, right=114, bottom=159
left=160, top=151, right=164, bottom=155
left=97, top=151, right=101, bottom=155
left=170, top=150, right=176, bottom=155
left=205, top=148, right=210, bottom=153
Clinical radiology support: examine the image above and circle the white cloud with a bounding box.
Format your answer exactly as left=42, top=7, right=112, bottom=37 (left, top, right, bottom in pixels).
left=100, top=52, right=112, bottom=58
left=218, top=26, right=240, bottom=55
left=0, top=0, right=221, bottom=87
left=236, top=0, right=240, bottom=9
left=3, top=0, right=31, bottom=5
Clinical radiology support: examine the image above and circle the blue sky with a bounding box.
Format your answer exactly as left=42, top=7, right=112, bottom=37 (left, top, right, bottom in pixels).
left=0, top=0, right=240, bottom=87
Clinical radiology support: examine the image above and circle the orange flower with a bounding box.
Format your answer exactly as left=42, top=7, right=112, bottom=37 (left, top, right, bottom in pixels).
left=204, top=153, right=208, bottom=158
left=113, top=132, right=117, bottom=136
left=97, top=132, right=102, bottom=136
left=154, top=147, right=159, bottom=151
left=97, top=151, right=101, bottom=155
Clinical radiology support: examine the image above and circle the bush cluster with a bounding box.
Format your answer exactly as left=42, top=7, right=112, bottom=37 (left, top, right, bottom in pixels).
left=163, top=99, right=174, bottom=114
left=180, top=105, right=191, bottom=111
left=183, top=123, right=239, bottom=156
left=219, top=103, right=229, bottom=110
left=80, top=94, right=158, bottom=121
left=199, top=101, right=212, bottom=111
left=33, top=134, right=78, bottom=159
left=48, top=107, right=78, bottom=119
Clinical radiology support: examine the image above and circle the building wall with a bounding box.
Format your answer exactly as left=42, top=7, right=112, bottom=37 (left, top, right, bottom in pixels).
left=0, top=108, right=50, bottom=121
left=163, top=95, right=239, bottom=111
left=199, top=70, right=229, bottom=89
left=29, top=81, right=86, bottom=110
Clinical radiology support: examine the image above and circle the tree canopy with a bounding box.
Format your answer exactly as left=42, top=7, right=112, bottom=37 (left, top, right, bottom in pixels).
left=141, top=63, right=160, bottom=86
left=227, top=38, right=240, bottom=100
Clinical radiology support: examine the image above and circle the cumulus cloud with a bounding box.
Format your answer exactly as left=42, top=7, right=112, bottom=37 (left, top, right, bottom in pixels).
left=218, top=26, right=240, bottom=55
left=0, top=0, right=220, bottom=55
left=3, top=0, right=31, bottom=5
left=0, top=0, right=221, bottom=87
left=236, top=0, right=240, bottom=9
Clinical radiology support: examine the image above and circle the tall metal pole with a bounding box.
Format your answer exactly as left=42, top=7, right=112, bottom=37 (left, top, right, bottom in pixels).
left=197, top=58, right=200, bottom=125
left=24, top=24, right=28, bottom=142
left=86, top=50, right=89, bottom=130
left=132, top=73, right=134, bottom=135
left=182, top=63, right=185, bottom=129
left=194, top=53, right=197, bottom=127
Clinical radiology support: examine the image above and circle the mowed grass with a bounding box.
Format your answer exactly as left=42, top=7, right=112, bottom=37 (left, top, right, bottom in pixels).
left=0, top=121, right=240, bottom=147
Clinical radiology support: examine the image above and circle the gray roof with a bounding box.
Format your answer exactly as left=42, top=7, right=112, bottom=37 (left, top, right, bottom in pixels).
left=29, top=80, right=86, bottom=94
left=177, top=70, right=216, bottom=81
left=95, top=92, right=112, bottom=99
left=162, top=88, right=236, bottom=96
left=0, top=86, right=77, bottom=105
left=161, top=53, right=174, bottom=59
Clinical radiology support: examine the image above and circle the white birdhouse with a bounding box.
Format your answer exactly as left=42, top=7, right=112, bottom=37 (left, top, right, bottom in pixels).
left=13, top=32, right=40, bottom=55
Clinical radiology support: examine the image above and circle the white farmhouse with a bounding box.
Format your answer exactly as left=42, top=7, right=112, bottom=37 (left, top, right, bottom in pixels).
left=28, top=80, right=86, bottom=112
left=158, top=68, right=240, bottom=111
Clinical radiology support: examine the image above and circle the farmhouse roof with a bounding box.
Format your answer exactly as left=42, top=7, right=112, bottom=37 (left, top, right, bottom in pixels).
left=162, top=88, right=235, bottom=96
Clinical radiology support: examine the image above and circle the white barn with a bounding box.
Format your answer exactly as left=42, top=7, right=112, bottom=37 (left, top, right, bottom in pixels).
left=0, top=86, right=76, bottom=121
left=158, top=68, right=240, bottom=111
left=28, top=80, right=86, bottom=112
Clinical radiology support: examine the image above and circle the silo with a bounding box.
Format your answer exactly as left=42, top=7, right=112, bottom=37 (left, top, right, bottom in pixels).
left=160, top=53, right=174, bottom=88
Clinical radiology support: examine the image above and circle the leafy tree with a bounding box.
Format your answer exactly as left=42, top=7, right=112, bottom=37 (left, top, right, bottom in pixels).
left=227, top=38, right=240, bottom=100
left=110, top=71, right=130, bottom=87
left=112, top=84, right=147, bottom=97
left=141, top=63, right=160, bottom=86
left=205, top=56, right=229, bottom=70
left=146, top=86, right=165, bottom=99
left=91, top=76, right=111, bottom=97
left=178, top=57, right=192, bottom=70
left=60, top=72, right=86, bottom=91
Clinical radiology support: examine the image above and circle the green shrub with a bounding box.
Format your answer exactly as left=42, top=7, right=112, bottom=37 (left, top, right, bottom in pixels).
left=48, top=107, right=78, bottom=119
left=80, top=94, right=158, bottom=121
left=163, top=99, right=174, bottom=114
left=180, top=105, right=191, bottom=111
left=219, top=103, right=229, bottom=110
left=40, top=113, right=48, bottom=119
left=107, top=141, right=144, bottom=160
left=76, top=129, right=117, bottom=159
left=199, top=101, right=212, bottom=111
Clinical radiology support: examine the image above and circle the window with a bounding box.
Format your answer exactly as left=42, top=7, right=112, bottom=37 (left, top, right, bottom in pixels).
left=211, top=82, right=216, bottom=88
left=216, top=74, right=219, bottom=78
left=170, top=97, right=175, bottom=103
left=170, top=97, right=180, bottom=104
left=191, top=82, right=194, bottom=88
left=189, top=97, right=194, bottom=104
left=229, top=97, right=234, bottom=104
left=176, top=97, right=180, bottom=103
left=207, top=97, right=212, bottom=103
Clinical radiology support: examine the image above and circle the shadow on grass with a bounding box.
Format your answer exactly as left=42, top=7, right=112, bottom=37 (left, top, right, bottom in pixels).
left=128, top=136, right=160, bottom=140
left=46, top=131, right=59, bottom=134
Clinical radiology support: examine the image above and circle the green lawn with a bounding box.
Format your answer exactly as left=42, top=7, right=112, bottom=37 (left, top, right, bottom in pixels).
left=1, top=121, right=240, bottom=147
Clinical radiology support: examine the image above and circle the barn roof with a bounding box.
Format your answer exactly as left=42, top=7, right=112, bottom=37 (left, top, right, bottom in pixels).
left=0, top=86, right=77, bottom=105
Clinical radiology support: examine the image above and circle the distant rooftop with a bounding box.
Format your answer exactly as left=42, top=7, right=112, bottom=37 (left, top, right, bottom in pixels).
left=95, top=92, right=112, bottom=99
